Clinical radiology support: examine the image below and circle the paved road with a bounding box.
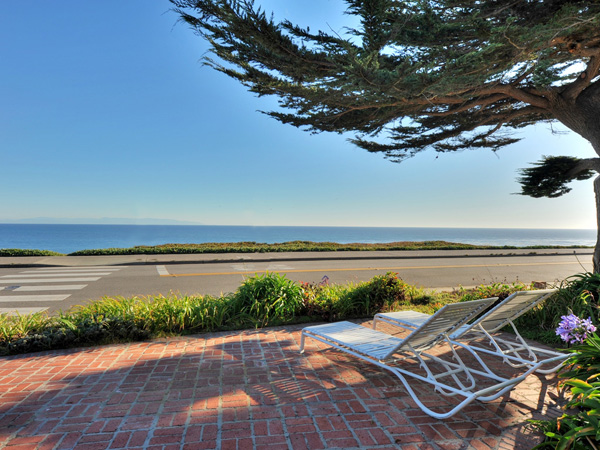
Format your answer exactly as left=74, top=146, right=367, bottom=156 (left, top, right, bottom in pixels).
left=0, top=249, right=593, bottom=315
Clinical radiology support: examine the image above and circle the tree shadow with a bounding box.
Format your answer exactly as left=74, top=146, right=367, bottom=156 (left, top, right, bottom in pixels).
left=0, top=321, right=563, bottom=449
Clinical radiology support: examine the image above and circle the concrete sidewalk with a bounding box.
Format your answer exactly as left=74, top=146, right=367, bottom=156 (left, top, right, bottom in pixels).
left=0, top=248, right=592, bottom=268
left=0, top=320, right=563, bottom=450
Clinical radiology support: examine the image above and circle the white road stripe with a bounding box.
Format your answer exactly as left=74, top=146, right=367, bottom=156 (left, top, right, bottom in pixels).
left=0, top=285, right=88, bottom=292
left=156, top=265, right=169, bottom=276
left=0, top=307, right=48, bottom=316
left=0, top=277, right=101, bottom=283
left=6, top=273, right=112, bottom=278
left=0, top=295, right=71, bottom=302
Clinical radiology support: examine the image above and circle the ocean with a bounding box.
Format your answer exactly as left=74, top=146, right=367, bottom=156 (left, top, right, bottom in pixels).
left=0, top=224, right=595, bottom=254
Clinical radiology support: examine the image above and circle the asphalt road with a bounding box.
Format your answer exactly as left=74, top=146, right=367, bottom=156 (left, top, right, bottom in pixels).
left=0, top=249, right=593, bottom=315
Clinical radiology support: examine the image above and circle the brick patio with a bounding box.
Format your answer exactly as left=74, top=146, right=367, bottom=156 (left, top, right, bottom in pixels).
left=0, top=321, right=564, bottom=450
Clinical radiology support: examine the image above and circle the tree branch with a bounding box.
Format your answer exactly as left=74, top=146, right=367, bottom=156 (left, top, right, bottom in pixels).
left=561, top=53, right=600, bottom=101
left=566, top=158, right=600, bottom=178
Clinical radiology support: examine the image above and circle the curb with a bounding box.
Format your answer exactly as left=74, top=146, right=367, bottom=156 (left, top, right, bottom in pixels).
left=0, top=249, right=593, bottom=269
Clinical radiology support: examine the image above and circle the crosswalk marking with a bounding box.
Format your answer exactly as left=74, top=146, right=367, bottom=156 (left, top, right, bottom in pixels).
left=0, top=285, right=88, bottom=291
left=0, top=266, right=126, bottom=315
left=0, top=295, right=71, bottom=303
left=156, top=265, right=169, bottom=276
left=0, top=277, right=101, bottom=283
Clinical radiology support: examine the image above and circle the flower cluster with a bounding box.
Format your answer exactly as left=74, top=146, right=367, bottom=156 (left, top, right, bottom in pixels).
left=556, top=313, right=597, bottom=344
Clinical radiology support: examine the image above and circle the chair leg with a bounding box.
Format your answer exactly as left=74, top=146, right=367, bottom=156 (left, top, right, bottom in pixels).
left=299, top=331, right=306, bottom=353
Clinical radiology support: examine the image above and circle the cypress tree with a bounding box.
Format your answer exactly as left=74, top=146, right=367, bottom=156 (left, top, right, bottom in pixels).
left=171, top=1, right=600, bottom=270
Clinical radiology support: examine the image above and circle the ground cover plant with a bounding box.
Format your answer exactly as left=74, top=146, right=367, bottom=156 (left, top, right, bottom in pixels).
left=69, top=240, right=484, bottom=255
left=1, top=241, right=591, bottom=256
left=0, top=248, right=63, bottom=257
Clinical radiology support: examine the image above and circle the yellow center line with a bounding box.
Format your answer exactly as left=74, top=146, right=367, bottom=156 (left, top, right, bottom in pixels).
left=160, top=261, right=585, bottom=277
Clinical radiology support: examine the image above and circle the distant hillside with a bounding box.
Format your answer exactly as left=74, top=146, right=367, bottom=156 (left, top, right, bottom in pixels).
left=1, top=217, right=204, bottom=225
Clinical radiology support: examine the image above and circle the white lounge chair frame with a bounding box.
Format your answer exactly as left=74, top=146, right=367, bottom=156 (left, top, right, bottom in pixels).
left=300, top=298, right=563, bottom=419
left=373, top=289, right=568, bottom=374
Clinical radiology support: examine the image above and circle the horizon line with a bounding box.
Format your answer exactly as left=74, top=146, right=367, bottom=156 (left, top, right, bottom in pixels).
left=0, top=222, right=594, bottom=231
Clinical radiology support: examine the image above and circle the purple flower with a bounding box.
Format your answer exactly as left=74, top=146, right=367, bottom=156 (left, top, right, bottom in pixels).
left=556, top=314, right=597, bottom=344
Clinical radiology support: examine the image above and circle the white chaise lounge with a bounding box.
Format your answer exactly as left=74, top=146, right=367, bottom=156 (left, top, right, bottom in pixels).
left=300, top=298, right=564, bottom=419
left=373, top=289, right=568, bottom=374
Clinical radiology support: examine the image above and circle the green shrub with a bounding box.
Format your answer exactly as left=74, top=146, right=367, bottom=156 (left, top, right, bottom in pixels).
left=0, top=248, right=63, bottom=256
left=300, top=280, right=350, bottom=322
left=458, top=281, right=531, bottom=303
left=232, top=272, right=304, bottom=327
left=0, top=311, right=51, bottom=341
left=530, top=334, right=600, bottom=449
left=336, top=272, right=408, bottom=318
left=1, top=272, right=591, bottom=356
left=555, top=273, right=600, bottom=326
left=136, top=294, right=235, bottom=333
left=516, top=273, right=600, bottom=344
left=66, top=294, right=235, bottom=335
left=2, top=315, right=151, bottom=355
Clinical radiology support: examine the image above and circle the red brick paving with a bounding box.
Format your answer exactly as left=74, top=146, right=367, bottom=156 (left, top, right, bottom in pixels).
left=0, top=322, right=563, bottom=449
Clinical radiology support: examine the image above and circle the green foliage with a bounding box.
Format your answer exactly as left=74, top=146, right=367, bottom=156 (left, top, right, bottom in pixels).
left=170, top=0, right=600, bottom=158
left=67, top=240, right=491, bottom=256
left=0, top=272, right=592, bottom=356
left=516, top=273, right=600, bottom=344
left=338, top=272, right=409, bottom=318
left=232, top=272, right=305, bottom=327
left=458, top=281, right=532, bottom=303
left=2, top=315, right=151, bottom=355
left=300, top=280, right=341, bottom=322
left=4, top=241, right=590, bottom=257
left=0, top=312, right=51, bottom=342
left=171, top=1, right=600, bottom=269
left=561, top=334, right=600, bottom=384
left=556, top=273, right=600, bottom=326
left=68, top=294, right=236, bottom=335
left=0, top=248, right=64, bottom=256
left=530, top=335, right=600, bottom=450
left=518, top=156, right=594, bottom=199
left=0, top=273, right=440, bottom=355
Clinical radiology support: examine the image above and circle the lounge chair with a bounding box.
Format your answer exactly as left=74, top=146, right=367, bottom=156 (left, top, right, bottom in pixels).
left=373, top=289, right=567, bottom=374
left=300, top=298, right=563, bottom=419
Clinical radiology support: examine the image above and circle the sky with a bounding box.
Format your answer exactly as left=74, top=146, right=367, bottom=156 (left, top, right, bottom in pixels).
left=0, top=0, right=597, bottom=230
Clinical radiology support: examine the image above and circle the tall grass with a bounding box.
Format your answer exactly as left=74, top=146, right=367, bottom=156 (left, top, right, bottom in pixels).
left=2, top=271, right=595, bottom=355
left=64, top=293, right=236, bottom=334
left=232, top=272, right=304, bottom=327
left=516, top=273, right=600, bottom=344
left=0, top=312, right=50, bottom=342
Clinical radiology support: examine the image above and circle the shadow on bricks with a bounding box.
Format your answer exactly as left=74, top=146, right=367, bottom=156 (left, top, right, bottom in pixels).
left=0, top=322, right=565, bottom=450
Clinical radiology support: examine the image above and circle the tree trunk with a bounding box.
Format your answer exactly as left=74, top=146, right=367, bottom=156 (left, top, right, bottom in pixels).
left=582, top=106, right=600, bottom=273
left=594, top=175, right=600, bottom=274
left=552, top=83, right=600, bottom=272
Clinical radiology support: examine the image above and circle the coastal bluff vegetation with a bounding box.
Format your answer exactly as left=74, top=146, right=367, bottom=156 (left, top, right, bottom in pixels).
left=0, top=240, right=592, bottom=257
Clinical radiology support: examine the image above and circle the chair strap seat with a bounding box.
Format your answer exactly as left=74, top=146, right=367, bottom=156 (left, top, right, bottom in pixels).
left=302, top=321, right=405, bottom=361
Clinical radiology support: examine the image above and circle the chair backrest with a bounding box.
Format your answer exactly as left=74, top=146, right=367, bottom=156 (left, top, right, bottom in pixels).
left=389, top=297, right=497, bottom=356
left=471, top=289, right=556, bottom=333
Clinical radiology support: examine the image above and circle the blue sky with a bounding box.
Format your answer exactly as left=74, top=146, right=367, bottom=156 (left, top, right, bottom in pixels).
left=0, top=0, right=596, bottom=229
